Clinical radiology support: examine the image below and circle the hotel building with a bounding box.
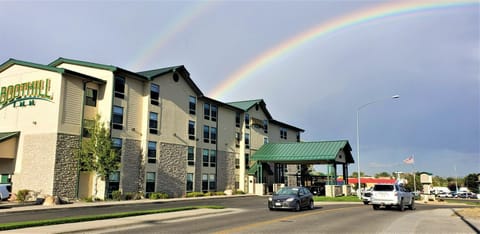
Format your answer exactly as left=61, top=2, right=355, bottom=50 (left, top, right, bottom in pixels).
left=0, top=58, right=303, bottom=199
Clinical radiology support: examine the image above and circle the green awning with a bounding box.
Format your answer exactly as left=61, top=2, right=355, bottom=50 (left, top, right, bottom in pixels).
left=0, top=132, right=19, bottom=143
left=247, top=162, right=260, bottom=175
left=252, top=140, right=354, bottom=164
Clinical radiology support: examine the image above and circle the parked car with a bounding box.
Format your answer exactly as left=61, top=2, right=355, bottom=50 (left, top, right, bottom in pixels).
left=0, top=184, right=11, bottom=201
left=437, top=192, right=452, bottom=198
left=268, top=186, right=314, bottom=211
left=370, top=183, right=415, bottom=211
left=361, top=188, right=373, bottom=205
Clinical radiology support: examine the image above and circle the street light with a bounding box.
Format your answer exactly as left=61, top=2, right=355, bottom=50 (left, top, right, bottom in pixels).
left=356, top=95, right=400, bottom=197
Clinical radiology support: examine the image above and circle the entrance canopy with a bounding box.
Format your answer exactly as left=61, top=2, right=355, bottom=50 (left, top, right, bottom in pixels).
left=252, top=140, right=354, bottom=164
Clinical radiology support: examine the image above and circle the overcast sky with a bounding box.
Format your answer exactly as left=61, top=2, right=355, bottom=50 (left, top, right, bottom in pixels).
left=1, top=0, right=478, bottom=178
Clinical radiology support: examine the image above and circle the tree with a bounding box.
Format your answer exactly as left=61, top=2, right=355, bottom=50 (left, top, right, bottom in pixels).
left=464, top=173, right=479, bottom=193
left=351, top=171, right=366, bottom=178
left=78, top=115, right=120, bottom=199
left=374, top=172, right=391, bottom=178
left=402, top=172, right=421, bottom=192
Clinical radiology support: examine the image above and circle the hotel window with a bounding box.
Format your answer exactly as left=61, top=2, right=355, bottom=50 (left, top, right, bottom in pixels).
left=150, top=83, right=160, bottom=105
left=114, top=76, right=125, bottom=99
left=82, top=119, right=95, bottom=138
left=211, top=105, right=217, bottom=122
left=264, top=137, right=269, bottom=145
left=108, top=171, right=120, bottom=197
left=263, top=119, right=268, bottom=133
left=204, top=103, right=210, bottom=120
left=148, top=141, right=156, bottom=164
left=210, top=150, right=216, bottom=167
left=245, top=113, right=250, bottom=129
left=188, top=120, right=195, bottom=140
left=235, top=132, right=240, bottom=147
left=297, top=133, right=300, bottom=142
left=85, top=88, right=97, bottom=107
left=187, top=146, right=195, bottom=166
left=146, top=172, right=155, bottom=193
left=245, top=133, right=250, bottom=149
left=203, top=125, right=210, bottom=143
left=235, top=155, right=240, bottom=169
left=112, top=138, right=123, bottom=154
left=202, top=174, right=208, bottom=192
left=112, top=106, right=124, bottom=130
left=186, top=173, right=193, bottom=192
left=202, top=149, right=209, bottom=167
left=149, top=112, right=158, bottom=134
left=210, top=127, right=217, bottom=144
left=245, top=153, right=250, bottom=169
left=209, top=174, right=216, bottom=190
left=280, top=128, right=287, bottom=139
left=189, top=96, right=196, bottom=115
left=235, top=112, right=240, bottom=127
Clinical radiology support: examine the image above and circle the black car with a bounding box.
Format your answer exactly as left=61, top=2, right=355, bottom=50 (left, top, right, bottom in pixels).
left=268, top=186, right=314, bottom=211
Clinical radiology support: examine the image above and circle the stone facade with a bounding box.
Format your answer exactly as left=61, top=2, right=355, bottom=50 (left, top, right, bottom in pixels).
left=217, top=150, right=236, bottom=191
left=53, top=133, right=80, bottom=199
left=121, top=139, right=143, bottom=193
left=158, top=142, right=187, bottom=198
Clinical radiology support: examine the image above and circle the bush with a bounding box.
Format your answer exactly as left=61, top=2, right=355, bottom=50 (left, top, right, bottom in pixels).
left=111, top=191, right=121, bottom=201
left=123, top=192, right=135, bottom=200
left=149, top=192, right=168, bottom=199
left=234, top=190, right=245, bottom=195
left=186, top=192, right=204, bottom=198
left=215, top=191, right=225, bottom=196
left=16, top=189, right=30, bottom=202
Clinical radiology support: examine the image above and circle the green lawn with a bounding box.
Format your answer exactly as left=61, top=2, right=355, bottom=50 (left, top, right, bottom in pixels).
left=0, top=206, right=224, bottom=231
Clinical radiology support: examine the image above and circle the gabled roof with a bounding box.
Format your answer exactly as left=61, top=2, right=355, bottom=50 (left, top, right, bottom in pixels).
left=270, top=119, right=305, bottom=132
left=139, top=65, right=203, bottom=96
left=0, top=59, right=105, bottom=83
left=49, top=57, right=147, bottom=81
left=252, top=140, right=353, bottom=164
left=227, top=99, right=273, bottom=119
left=0, top=132, right=19, bottom=143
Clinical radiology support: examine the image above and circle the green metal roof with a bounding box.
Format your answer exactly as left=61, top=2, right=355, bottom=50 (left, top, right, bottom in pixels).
left=228, top=99, right=264, bottom=111
left=252, top=140, right=353, bottom=164
left=0, top=132, right=19, bottom=143
left=0, top=58, right=65, bottom=74
left=138, top=66, right=184, bottom=78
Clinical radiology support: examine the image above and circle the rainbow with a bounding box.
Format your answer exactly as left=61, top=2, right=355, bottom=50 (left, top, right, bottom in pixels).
left=128, top=1, right=217, bottom=71
left=209, top=0, right=478, bottom=100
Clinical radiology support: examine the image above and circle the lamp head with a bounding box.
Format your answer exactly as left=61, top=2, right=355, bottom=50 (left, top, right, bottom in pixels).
left=392, top=95, right=400, bottom=99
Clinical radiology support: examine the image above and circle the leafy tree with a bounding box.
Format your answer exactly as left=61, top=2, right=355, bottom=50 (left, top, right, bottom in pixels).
left=374, top=172, right=391, bottom=178
left=351, top=171, right=366, bottom=178
left=78, top=115, right=120, bottom=198
left=464, top=173, right=480, bottom=193
left=402, top=172, right=421, bottom=192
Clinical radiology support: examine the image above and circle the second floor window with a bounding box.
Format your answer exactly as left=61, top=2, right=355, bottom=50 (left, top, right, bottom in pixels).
left=112, top=138, right=123, bottom=157
left=150, top=83, right=159, bottom=105
left=148, top=141, right=156, bottom=164
left=112, top=106, right=123, bottom=130
left=149, top=112, right=158, bottom=134
left=188, top=120, right=195, bottom=140
left=85, top=88, right=97, bottom=107
left=202, top=149, right=209, bottom=167
left=210, top=150, right=216, bottom=167
left=187, top=146, right=195, bottom=166
left=189, top=96, right=196, bottom=115
left=114, top=76, right=125, bottom=99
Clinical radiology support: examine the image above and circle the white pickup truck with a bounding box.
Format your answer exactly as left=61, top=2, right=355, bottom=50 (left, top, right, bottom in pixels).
left=370, top=183, right=415, bottom=211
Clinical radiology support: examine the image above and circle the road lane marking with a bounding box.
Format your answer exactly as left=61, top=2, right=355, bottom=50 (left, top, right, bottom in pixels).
left=213, top=206, right=365, bottom=234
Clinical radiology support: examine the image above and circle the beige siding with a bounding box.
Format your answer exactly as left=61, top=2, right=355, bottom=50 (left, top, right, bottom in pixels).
left=59, top=76, right=83, bottom=134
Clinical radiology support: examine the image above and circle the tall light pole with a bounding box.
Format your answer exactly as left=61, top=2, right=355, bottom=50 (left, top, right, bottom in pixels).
left=356, top=95, right=399, bottom=197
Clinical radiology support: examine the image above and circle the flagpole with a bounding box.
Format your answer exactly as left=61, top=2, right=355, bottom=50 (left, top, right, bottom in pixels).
left=412, top=155, right=416, bottom=194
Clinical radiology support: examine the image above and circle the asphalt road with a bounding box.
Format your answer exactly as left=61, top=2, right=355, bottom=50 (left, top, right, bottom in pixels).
left=1, top=196, right=477, bottom=233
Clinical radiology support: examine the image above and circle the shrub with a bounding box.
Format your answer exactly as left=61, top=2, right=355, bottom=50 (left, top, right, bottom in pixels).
left=111, top=191, right=121, bottom=201
left=16, top=189, right=30, bottom=202
left=234, top=190, right=245, bottom=195
left=123, top=192, right=135, bottom=200
left=215, top=191, right=225, bottom=196
left=149, top=192, right=168, bottom=199
left=186, top=192, right=204, bottom=197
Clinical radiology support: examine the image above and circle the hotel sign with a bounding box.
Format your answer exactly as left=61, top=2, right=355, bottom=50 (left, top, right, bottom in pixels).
left=0, top=79, right=53, bottom=110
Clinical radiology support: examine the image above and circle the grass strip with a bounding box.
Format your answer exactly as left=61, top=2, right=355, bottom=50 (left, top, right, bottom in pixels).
left=0, top=205, right=224, bottom=231
left=313, top=196, right=361, bottom=202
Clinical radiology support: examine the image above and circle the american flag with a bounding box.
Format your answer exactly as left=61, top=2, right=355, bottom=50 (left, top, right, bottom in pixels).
left=403, top=155, right=414, bottom=164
